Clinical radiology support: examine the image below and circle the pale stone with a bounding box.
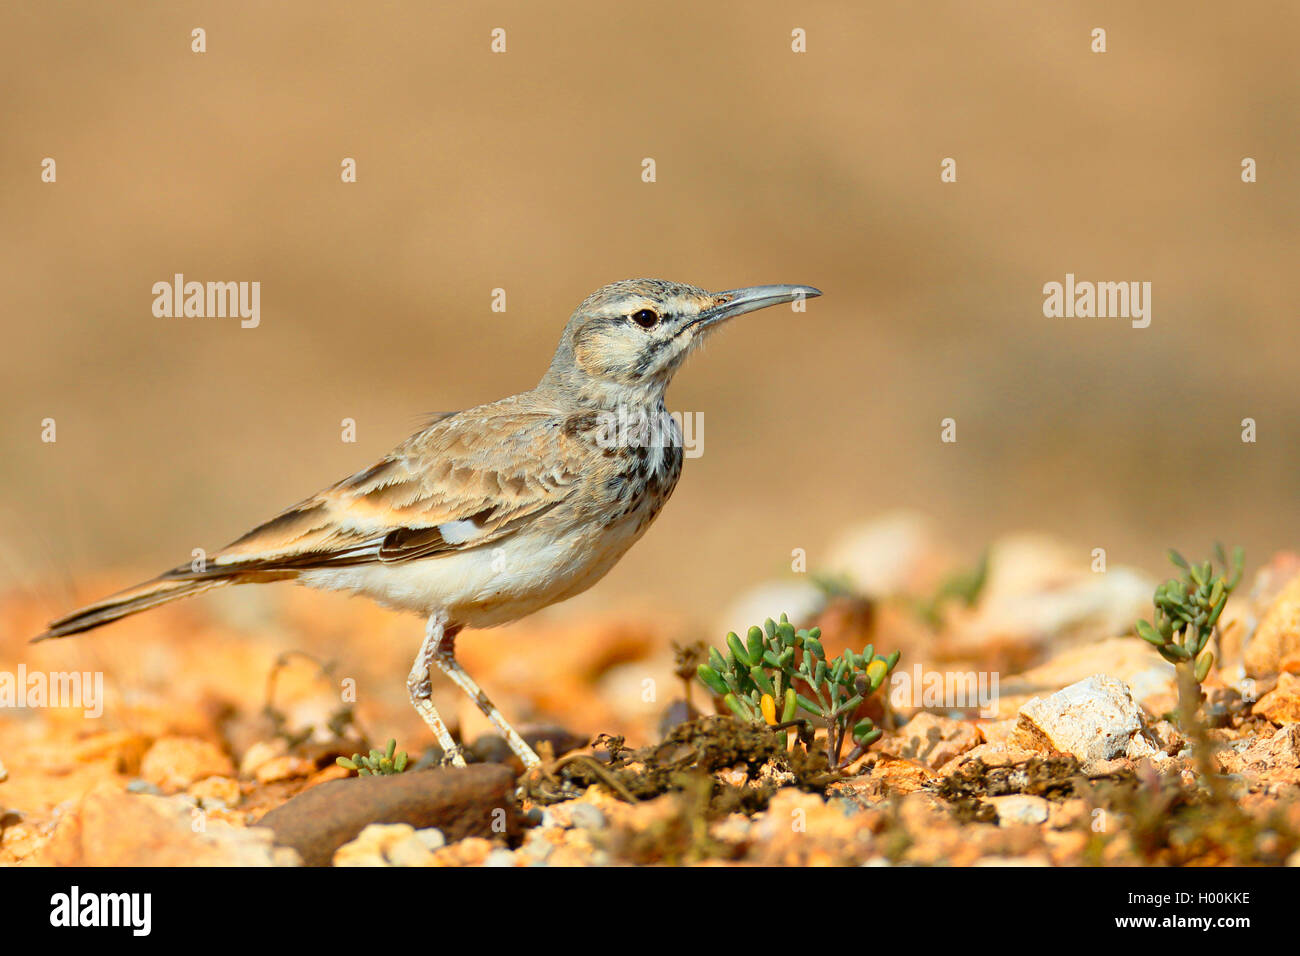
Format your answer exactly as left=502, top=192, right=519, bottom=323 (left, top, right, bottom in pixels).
left=238, top=739, right=288, bottom=776
left=140, top=736, right=236, bottom=792
left=986, top=794, right=1049, bottom=827
left=1012, top=675, right=1159, bottom=771
left=414, top=827, right=446, bottom=851
left=343, top=825, right=444, bottom=867
left=333, top=822, right=419, bottom=867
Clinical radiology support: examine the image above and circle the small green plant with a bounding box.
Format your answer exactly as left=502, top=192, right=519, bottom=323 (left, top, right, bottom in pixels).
left=1135, top=545, right=1243, bottom=728
left=695, top=613, right=900, bottom=769
left=336, top=738, right=409, bottom=776
left=915, top=549, right=989, bottom=630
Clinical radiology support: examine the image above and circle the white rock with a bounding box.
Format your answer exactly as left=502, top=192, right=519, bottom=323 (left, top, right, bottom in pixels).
left=985, top=794, right=1050, bottom=827
left=1014, top=674, right=1160, bottom=770
left=413, top=827, right=446, bottom=851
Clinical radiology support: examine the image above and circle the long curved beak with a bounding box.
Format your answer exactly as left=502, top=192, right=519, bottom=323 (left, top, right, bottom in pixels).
left=691, top=284, right=822, bottom=332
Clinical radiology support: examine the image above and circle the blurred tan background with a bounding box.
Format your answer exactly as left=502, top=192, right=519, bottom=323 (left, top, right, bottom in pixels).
left=2, top=1, right=1297, bottom=623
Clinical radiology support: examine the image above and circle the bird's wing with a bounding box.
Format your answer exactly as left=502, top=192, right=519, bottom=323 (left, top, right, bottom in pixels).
left=164, top=402, right=590, bottom=579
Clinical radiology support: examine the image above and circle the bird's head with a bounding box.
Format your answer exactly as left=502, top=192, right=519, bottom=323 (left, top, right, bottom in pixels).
left=542, top=278, right=821, bottom=404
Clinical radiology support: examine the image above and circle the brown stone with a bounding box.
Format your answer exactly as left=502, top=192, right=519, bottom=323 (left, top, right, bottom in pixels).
left=256, top=765, right=517, bottom=866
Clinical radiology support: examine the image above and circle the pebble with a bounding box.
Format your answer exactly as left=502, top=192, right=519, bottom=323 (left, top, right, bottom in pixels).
left=1246, top=570, right=1300, bottom=677
left=568, top=803, right=607, bottom=831
left=140, top=736, right=236, bottom=792
left=1255, top=672, right=1300, bottom=725
left=986, top=794, right=1050, bottom=827
left=415, top=828, right=446, bottom=851
left=520, top=829, right=556, bottom=863
left=257, top=764, right=517, bottom=867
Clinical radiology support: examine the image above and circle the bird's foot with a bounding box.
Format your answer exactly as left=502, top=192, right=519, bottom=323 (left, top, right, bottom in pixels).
left=438, top=744, right=469, bottom=768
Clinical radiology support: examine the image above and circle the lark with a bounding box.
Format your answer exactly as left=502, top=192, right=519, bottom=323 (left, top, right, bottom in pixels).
left=34, top=279, right=821, bottom=769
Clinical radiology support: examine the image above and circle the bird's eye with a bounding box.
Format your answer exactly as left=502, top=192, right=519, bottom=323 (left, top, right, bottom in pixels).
left=630, top=308, right=660, bottom=329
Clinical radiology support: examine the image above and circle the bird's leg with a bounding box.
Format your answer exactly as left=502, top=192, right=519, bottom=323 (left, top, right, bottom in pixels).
left=432, top=630, right=541, bottom=770
left=408, top=612, right=467, bottom=767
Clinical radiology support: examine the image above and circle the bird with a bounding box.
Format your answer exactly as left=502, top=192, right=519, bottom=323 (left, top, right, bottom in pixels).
left=33, top=278, right=821, bottom=769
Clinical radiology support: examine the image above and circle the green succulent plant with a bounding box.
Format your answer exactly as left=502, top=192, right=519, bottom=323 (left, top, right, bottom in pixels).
left=915, top=548, right=989, bottom=630
left=696, top=613, right=900, bottom=769
left=336, top=738, right=409, bottom=776
left=1135, top=545, right=1243, bottom=727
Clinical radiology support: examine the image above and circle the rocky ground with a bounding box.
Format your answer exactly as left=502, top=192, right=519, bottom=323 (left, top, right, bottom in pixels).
left=2, top=512, right=1300, bottom=867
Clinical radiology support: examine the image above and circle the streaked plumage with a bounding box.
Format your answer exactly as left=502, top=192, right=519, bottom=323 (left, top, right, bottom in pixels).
left=35, top=278, right=820, bottom=768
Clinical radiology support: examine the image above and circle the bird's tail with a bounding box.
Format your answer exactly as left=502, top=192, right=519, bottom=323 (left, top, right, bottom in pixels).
left=31, top=574, right=234, bottom=642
